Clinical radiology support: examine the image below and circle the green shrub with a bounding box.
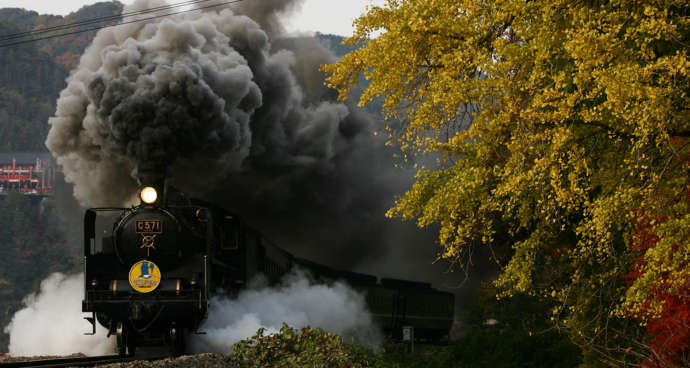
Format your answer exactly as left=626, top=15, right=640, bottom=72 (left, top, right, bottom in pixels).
left=379, top=340, right=454, bottom=368
left=451, top=327, right=582, bottom=368
left=230, top=324, right=394, bottom=368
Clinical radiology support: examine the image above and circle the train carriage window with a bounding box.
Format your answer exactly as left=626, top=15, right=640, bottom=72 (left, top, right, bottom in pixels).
left=220, top=215, right=239, bottom=250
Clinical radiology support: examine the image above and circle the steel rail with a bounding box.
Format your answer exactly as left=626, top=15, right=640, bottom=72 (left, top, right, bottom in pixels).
left=0, top=353, right=168, bottom=367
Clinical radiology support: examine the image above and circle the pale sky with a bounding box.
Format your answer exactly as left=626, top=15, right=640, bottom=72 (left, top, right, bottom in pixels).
left=0, top=0, right=386, bottom=36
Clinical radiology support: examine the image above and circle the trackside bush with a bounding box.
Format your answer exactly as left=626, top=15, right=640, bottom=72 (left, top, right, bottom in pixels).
left=230, top=324, right=393, bottom=368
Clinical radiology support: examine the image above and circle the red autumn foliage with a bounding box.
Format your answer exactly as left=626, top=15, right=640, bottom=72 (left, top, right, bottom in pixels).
left=643, top=294, right=690, bottom=367
left=628, top=212, right=690, bottom=368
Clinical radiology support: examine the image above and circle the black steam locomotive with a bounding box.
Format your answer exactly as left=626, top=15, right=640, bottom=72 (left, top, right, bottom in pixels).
left=82, top=176, right=454, bottom=356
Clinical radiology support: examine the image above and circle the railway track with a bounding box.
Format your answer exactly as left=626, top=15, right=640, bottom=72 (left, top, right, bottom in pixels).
left=0, top=353, right=168, bottom=367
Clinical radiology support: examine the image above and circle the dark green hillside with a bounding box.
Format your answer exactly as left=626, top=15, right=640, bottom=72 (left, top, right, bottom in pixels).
left=0, top=193, right=76, bottom=351
left=0, top=21, right=66, bottom=99
left=40, top=2, right=123, bottom=71
left=0, top=2, right=123, bottom=71
left=0, top=2, right=122, bottom=152
left=0, top=3, right=123, bottom=351
left=0, top=21, right=67, bottom=151
left=316, top=32, right=361, bottom=58
left=0, top=8, right=62, bottom=32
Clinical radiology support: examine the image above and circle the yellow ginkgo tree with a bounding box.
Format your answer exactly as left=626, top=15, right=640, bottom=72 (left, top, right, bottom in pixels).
left=325, top=0, right=690, bottom=364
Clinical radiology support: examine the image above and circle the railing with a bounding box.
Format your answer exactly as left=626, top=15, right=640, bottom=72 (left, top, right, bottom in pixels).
left=0, top=187, right=54, bottom=195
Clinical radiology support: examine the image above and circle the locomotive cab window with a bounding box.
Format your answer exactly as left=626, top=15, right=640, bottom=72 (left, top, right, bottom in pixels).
left=91, top=212, right=121, bottom=254
left=220, top=215, right=239, bottom=250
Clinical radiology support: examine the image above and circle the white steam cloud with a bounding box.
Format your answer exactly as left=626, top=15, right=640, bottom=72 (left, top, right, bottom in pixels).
left=3, top=273, right=115, bottom=357
left=4, top=271, right=380, bottom=356
left=190, top=269, right=382, bottom=353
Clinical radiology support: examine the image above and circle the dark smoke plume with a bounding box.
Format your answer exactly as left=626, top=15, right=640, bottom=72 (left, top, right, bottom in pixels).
left=46, top=0, right=465, bottom=292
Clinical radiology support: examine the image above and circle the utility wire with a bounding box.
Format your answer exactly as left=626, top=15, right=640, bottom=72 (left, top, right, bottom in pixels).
left=1, top=0, right=215, bottom=41
left=0, top=0, right=245, bottom=48
left=0, top=0, right=220, bottom=42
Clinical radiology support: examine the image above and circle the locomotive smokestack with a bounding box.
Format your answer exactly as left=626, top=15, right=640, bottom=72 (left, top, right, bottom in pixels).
left=135, top=161, right=167, bottom=203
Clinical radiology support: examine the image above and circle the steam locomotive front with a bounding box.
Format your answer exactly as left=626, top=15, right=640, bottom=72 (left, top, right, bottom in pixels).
left=82, top=184, right=211, bottom=356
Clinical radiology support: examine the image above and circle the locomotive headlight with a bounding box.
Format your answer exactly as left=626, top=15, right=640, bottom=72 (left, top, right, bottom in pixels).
left=140, top=186, right=158, bottom=204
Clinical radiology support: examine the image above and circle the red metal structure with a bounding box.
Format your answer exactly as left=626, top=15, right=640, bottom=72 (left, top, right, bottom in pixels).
left=0, top=153, right=55, bottom=196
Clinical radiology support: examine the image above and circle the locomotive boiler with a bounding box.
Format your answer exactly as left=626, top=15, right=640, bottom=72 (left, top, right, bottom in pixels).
left=82, top=175, right=455, bottom=356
